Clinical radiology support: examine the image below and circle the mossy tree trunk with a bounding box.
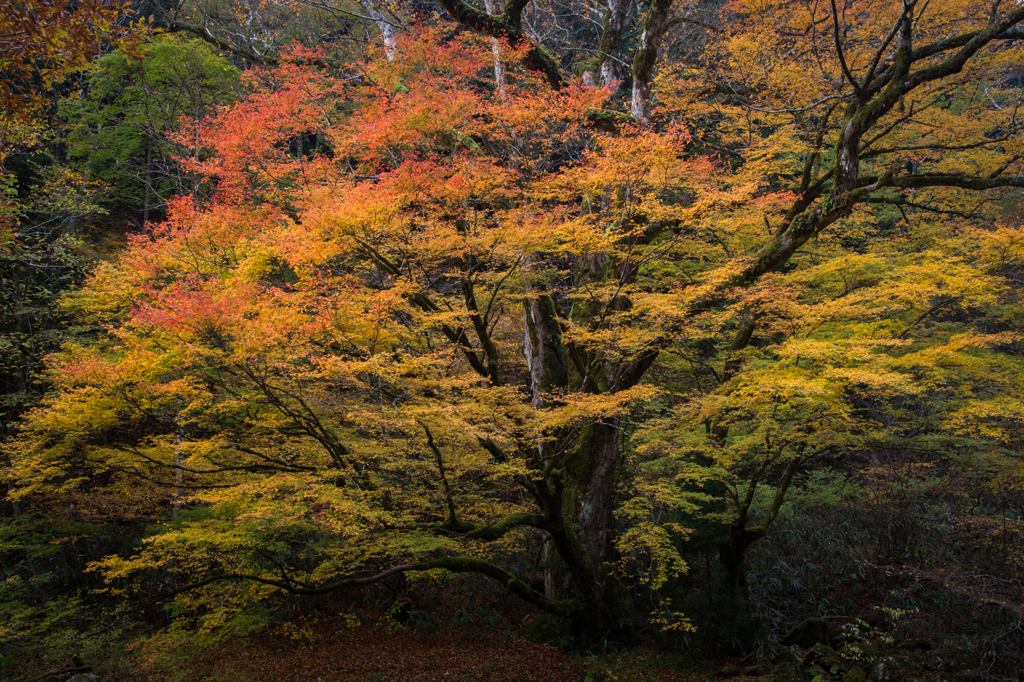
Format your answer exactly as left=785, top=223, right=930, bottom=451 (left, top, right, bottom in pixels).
left=718, top=444, right=806, bottom=603
left=522, top=244, right=640, bottom=645
left=630, top=0, right=673, bottom=121
left=595, top=0, right=629, bottom=88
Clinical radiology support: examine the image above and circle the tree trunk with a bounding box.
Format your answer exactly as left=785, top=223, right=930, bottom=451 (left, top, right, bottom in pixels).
left=595, top=0, right=629, bottom=88
left=719, top=447, right=804, bottom=602
left=483, top=0, right=506, bottom=94
left=143, top=139, right=152, bottom=226
left=523, top=270, right=573, bottom=601
left=523, top=282, right=567, bottom=412
left=719, top=524, right=763, bottom=597
left=630, top=0, right=673, bottom=121
left=565, top=417, right=635, bottom=645
left=568, top=419, right=618, bottom=577
left=358, top=0, right=398, bottom=61
left=523, top=263, right=635, bottom=646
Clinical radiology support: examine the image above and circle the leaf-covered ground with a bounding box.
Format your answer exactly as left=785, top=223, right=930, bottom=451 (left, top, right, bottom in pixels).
left=117, top=627, right=725, bottom=682
left=199, top=629, right=579, bottom=682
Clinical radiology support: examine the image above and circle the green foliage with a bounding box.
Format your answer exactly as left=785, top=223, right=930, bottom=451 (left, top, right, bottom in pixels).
left=60, top=35, right=240, bottom=223
left=751, top=469, right=862, bottom=520
left=0, top=229, right=89, bottom=441
left=0, top=512, right=136, bottom=674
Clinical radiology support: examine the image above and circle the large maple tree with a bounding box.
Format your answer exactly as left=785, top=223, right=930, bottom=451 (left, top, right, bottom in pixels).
left=8, top=0, right=1024, bottom=648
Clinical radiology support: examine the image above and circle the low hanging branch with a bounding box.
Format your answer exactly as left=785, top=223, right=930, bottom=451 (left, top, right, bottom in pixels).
left=155, top=556, right=576, bottom=616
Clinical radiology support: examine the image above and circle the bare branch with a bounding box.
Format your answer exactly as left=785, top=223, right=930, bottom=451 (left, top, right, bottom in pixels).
left=830, top=0, right=862, bottom=97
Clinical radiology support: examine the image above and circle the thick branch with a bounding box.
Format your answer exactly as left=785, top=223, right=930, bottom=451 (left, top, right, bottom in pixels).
left=159, top=557, right=574, bottom=615
left=859, top=172, right=1024, bottom=192
left=418, top=510, right=548, bottom=540
left=435, top=0, right=565, bottom=88
left=595, top=0, right=630, bottom=88
left=860, top=0, right=908, bottom=89
left=355, top=239, right=492, bottom=380
left=752, top=443, right=806, bottom=534
left=865, top=6, right=1024, bottom=99
left=422, top=423, right=458, bottom=526
left=462, top=277, right=502, bottom=385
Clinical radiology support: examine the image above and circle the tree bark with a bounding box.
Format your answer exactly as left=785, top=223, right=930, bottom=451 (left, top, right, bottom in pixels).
left=595, top=0, right=630, bottom=88
left=566, top=419, right=620, bottom=583
left=524, top=282, right=568, bottom=411
left=630, top=0, right=674, bottom=121
left=483, top=0, right=506, bottom=94
left=436, top=0, right=565, bottom=89
left=357, top=0, right=398, bottom=61
left=720, top=524, right=763, bottom=596
left=522, top=253, right=637, bottom=644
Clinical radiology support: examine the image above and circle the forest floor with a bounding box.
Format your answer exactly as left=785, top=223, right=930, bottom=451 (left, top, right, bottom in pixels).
left=12, top=614, right=975, bottom=682
left=111, top=626, right=731, bottom=682
left=12, top=584, right=982, bottom=682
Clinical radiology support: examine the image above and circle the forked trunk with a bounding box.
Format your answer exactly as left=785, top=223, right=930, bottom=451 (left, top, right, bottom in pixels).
left=719, top=524, right=763, bottom=597
left=523, top=270, right=635, bottom=647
